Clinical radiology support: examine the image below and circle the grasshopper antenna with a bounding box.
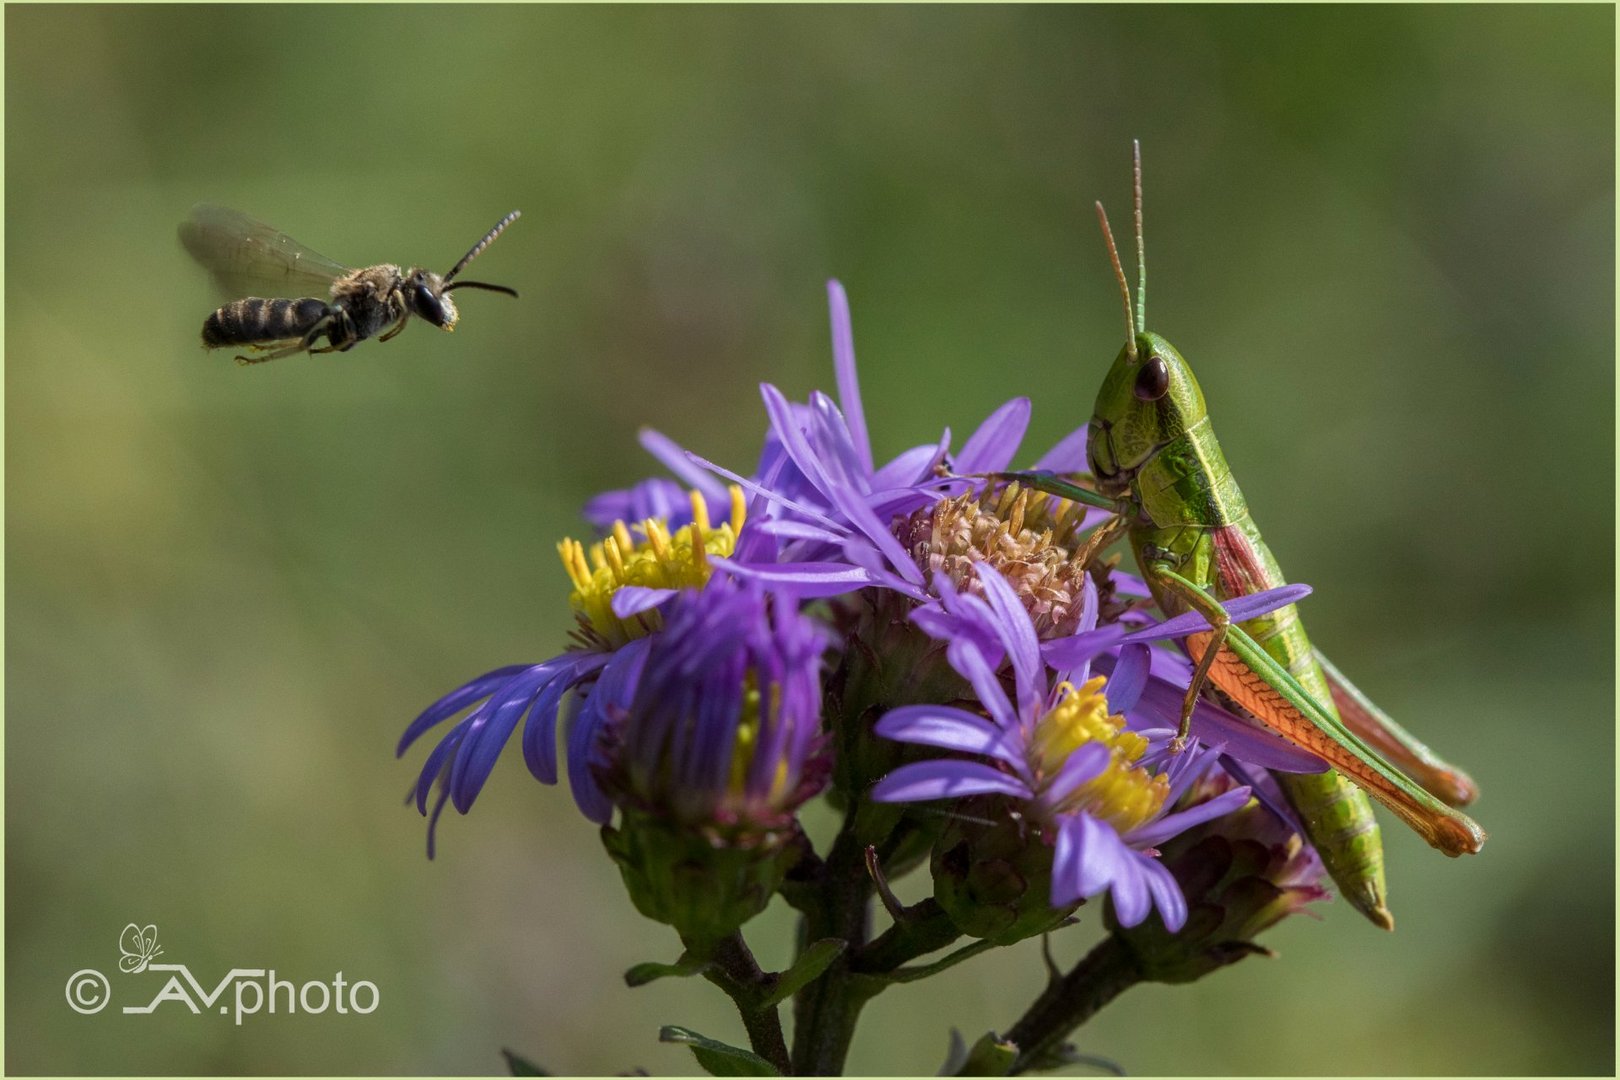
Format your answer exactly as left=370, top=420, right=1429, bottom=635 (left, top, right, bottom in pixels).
left=1133, top=139, right=1146, bottom=333
left=1095, top=200, right=1137, bottom=362
left=444, top=210, right=521, bottom=286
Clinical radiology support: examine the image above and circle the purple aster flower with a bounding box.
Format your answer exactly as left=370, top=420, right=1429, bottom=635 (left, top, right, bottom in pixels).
left=663, top=279, right=1093, bottom=604
left=870, top=563, right=1322, bottom=930
left=397, top=482, right=751, bottom=854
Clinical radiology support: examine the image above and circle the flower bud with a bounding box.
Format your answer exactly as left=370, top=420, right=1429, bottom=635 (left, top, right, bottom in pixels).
left=929, top=796, right=1078, bottom=946
left=1109, top=774, right=1330, bottom=983
left=592, top=583, right=830, bottom=949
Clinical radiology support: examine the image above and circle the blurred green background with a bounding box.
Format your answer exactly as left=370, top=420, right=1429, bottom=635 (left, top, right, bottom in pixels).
left=6, top=5, right=1612, bottom=1075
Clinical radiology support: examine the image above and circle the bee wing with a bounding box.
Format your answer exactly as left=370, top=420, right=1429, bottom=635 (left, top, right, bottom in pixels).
left=179, top=205, right=349, bottom=299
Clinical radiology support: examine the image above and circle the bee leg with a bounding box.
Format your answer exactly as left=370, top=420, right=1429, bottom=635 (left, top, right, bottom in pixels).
left=233, top=316, right=340, bottom=365
left=378, top=311, right=411, bottom=343
left=234, top=339, right=314, bottom=365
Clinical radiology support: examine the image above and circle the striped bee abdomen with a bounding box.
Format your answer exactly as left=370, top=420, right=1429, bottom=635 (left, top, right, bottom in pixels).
left=202, top=297, right=330, bottom=348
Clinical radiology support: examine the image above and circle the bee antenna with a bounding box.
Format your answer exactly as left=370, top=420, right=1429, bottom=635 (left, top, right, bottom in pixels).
left=1095, top=200, right=1137, bottom=362
left=443, top=280, right=519, bottom=298
left=445, top=210, right=520, bottom=283
left=1133, top=139, right=1146, bottom=334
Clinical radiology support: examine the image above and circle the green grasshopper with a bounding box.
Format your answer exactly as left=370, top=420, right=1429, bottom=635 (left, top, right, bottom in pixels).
left=996, top=144, right=1484, bottom=929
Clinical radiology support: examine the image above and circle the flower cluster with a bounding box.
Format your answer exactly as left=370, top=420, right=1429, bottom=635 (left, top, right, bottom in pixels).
left=396, top=278, right=1329, bottom=965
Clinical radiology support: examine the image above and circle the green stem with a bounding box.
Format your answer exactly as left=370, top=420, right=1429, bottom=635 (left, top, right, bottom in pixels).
left=850, top=898, right=962, bottom=975
left=882, top=938, right=995, bottom=984
left=1001, top=936, right=1142, bottom=1076
left=696, top=933, right=792, bottom=1075
left=789, top=824, right=877, bottom=1075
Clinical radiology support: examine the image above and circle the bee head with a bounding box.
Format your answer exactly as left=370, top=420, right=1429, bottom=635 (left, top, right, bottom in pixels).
left=405, top=269, right=459, bottom=330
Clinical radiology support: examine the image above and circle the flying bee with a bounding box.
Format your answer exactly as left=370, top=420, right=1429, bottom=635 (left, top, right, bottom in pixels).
left=179, top=206, right=520, bottom=365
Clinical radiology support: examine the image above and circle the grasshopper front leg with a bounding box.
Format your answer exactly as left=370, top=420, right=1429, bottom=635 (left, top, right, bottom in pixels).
left=964, top=470, right=1134, bottom=518
left=1145, top=561, right=1229, bottom=750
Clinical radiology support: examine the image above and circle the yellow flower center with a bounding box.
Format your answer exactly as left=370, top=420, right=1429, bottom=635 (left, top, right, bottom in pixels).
left=1030, top=676, right=1168, bottom=834
left=558, top=486, right=747, bottom=648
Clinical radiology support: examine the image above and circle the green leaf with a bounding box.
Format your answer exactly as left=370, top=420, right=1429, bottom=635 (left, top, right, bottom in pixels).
left=954, top=1031, right=1018, bottom=1076
left=659, top=1026, right=780, bottom=1076
left=758, top=937, right=847, bottom=1008
left=624, top=953, right=711, bottom=987
left=500, top=1048, right=549, bottom=1076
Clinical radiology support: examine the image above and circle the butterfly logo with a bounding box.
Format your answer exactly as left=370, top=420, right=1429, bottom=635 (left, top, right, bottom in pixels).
left=118, top=924, right=162, bottom=974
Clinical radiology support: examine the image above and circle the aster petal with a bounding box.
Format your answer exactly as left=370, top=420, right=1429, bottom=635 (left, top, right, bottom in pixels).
left=1113, top=572, right=1153, bottom=598
left=1219, top=755, right=1306, bottom=832
left=1073, top=813, right=1131, bottom=899
left=709, top=557, right=878, bottom=597
left=867, top=486, right=943, bottom=527
left=1139, top=855, right=1188, bottom=932
left=1104, top=644, right=1151, bottom=714
left=974, top=563, right=1045, bottom=718
left=582, top=477, right=691, bottom=532
left=611, top=586, right=676, bottom=618
left=1159, top=741, right=1224, bottom=805
left=956, top=397, right=1032, bottom=474
left=832, top=541, right=932, bottom=600
left=397, top=664, right=532, bottom=756
left=872, top=440, right=949, bottom=490
left=424, top=772, right=454, bottom=860
left=753, top=519, right=848, bottom=544
left=808, top=391, right=870, bottom=496
left=414, top=718, right=471, bottom=815
left=568, top=640, right=650, bottom=823
left=1040, top=741, right=1112, bottom=807
left=912, top=608, right=1000, bottom=670
left=522, top=653, right=610, bottom=784
left=1040, top=625, right=1127, bottom=671
left=1078, top=572, right=1100, bottom=633
left=565, top=697, right=610, bottom=824
left=1126, top=784, right=1252, bottom=849
left=638, top=427, right=728, bottom=504
left=1033, top=424, right=1090, bottom=472
left=870, top=760, right=1032, bottom=803
left=451, top=660, right=584, bottom=812
left=826, top=280, right=874, bottom=475
left=950, top=639, right=1019, bottom=731
left=1050, top=813, right=1098, bottom=906
left=1122, top=584, right=1313, bottom=643
left=683, top=451, right=846, bottom=533
left=1109, top=852, right=1152, bottom=929
left=819, top=465, right=925, bottom=588
left=761, top=383, right=839, bottom=502
left=873, top=705, right=1027, bottom=769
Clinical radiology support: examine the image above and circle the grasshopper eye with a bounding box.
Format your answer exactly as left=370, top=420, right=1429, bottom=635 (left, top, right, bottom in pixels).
left=1134, top=355, right=1170, bottom=401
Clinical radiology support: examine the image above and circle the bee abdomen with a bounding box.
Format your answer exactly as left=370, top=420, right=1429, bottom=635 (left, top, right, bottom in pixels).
left=202, top=297, right=330, bottom=348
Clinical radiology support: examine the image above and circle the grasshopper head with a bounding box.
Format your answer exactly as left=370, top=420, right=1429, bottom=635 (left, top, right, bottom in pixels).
left=1087, top=331, right=1207, bottom=491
